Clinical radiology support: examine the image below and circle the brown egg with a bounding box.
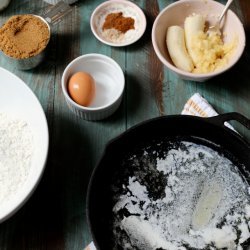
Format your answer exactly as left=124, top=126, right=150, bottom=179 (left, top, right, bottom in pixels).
left=68, top=72, right=95, bottom=107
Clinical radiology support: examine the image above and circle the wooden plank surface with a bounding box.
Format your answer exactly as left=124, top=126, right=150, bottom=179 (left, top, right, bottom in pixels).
left=0, top=0, right=249, bottom=249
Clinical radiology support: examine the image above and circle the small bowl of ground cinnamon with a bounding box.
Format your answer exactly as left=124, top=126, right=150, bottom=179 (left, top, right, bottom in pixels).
left=90, top=0, right=146, bottom=47
left=0, top=14, right=50, bottom=70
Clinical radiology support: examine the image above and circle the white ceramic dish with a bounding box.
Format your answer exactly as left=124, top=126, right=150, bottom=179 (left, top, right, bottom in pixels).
left=90, top=0, right=146, bottom=47
left=0, top=67, right=49, bottom=223
left=152, top=0, right=246, bottom=82
left=62, top=54, right=125, bottom=120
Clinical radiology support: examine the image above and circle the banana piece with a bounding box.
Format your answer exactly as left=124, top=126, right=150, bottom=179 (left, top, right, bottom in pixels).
left=166, top=26, right=194, bottom=72
left=192, top=181, right=222, bottom=230
left=184, top=14, right=205, bottom=65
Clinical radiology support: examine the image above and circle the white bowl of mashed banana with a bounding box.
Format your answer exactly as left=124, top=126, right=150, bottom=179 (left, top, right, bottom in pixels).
left=152, top=0, right=245, bottom=82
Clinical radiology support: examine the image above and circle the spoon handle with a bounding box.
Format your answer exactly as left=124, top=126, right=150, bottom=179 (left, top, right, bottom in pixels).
left=218, top=0, right=234, bottom=23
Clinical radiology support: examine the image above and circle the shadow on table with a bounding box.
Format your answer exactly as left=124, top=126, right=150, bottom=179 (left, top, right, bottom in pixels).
left=30, top=31, right=80, bottom=75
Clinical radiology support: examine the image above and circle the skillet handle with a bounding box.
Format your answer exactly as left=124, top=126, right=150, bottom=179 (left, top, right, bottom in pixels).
left=207, top=112, right=250, bottom=130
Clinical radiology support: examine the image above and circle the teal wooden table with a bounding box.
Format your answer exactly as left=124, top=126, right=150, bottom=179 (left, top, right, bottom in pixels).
left=0, top=0, right=249, bottom=249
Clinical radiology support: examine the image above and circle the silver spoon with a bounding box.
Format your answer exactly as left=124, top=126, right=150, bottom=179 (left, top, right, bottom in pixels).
left=208, top=0, right=234, bottom=34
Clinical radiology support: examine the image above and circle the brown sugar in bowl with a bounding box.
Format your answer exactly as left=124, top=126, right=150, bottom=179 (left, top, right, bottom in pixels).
left=0, top=14, right=50, bottom=70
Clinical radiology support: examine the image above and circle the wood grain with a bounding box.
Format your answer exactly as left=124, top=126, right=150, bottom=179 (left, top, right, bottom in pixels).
left=0, top=0, right=249, bottom=249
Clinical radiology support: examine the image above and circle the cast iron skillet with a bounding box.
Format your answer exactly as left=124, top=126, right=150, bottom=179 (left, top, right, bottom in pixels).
left=87, top=112, right=250, bottom=250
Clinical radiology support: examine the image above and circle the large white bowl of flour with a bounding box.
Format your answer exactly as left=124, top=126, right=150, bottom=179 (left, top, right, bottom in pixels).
left=0, top=67, right=49, bottom=222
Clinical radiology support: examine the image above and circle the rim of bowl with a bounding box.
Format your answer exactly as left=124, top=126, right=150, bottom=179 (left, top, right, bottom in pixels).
left=151, top=0, right=246, bottom=79
left=61, top=53, right=125, bottom=111
left=90, top=0, right=147, bottom=47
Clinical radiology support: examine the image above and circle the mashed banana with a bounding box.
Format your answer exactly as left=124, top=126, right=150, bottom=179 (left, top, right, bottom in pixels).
left=167, top=14, right=238, bottom=74
left=190, top=31, right=237, bottom=74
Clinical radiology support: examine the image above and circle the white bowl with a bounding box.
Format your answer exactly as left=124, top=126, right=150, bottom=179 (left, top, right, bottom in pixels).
left=0, top=67, right=49, bottom=223
left=152, top=0, right=246, bottom=82
left=61, top=54, right=125, bottom=120
left=90, top=0, right=146, bottom=47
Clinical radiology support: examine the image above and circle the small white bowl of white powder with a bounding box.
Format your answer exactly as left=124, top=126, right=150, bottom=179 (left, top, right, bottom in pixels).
left=0, top=67, right=49, bottom=222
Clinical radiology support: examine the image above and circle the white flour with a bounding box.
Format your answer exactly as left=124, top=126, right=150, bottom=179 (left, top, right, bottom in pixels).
left=112, top=141, right=250, bottom=249
left=0, top=113, right=34, bottom=205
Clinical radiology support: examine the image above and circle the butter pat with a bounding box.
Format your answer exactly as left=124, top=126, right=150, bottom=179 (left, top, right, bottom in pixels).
left=192, top=181, right=222, bottom=230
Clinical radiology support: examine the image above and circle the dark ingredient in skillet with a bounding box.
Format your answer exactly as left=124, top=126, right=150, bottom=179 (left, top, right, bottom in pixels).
left=111, top=140, right=250, bottom=249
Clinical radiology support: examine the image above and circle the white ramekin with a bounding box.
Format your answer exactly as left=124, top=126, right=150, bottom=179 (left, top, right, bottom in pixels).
left=61, top=54, right=125, bottom=121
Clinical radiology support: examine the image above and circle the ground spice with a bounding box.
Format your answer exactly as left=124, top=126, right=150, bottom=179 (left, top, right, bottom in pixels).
left=102, top=12, right=135, bottom=34
left=0, top=15, right=50, bottom=59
